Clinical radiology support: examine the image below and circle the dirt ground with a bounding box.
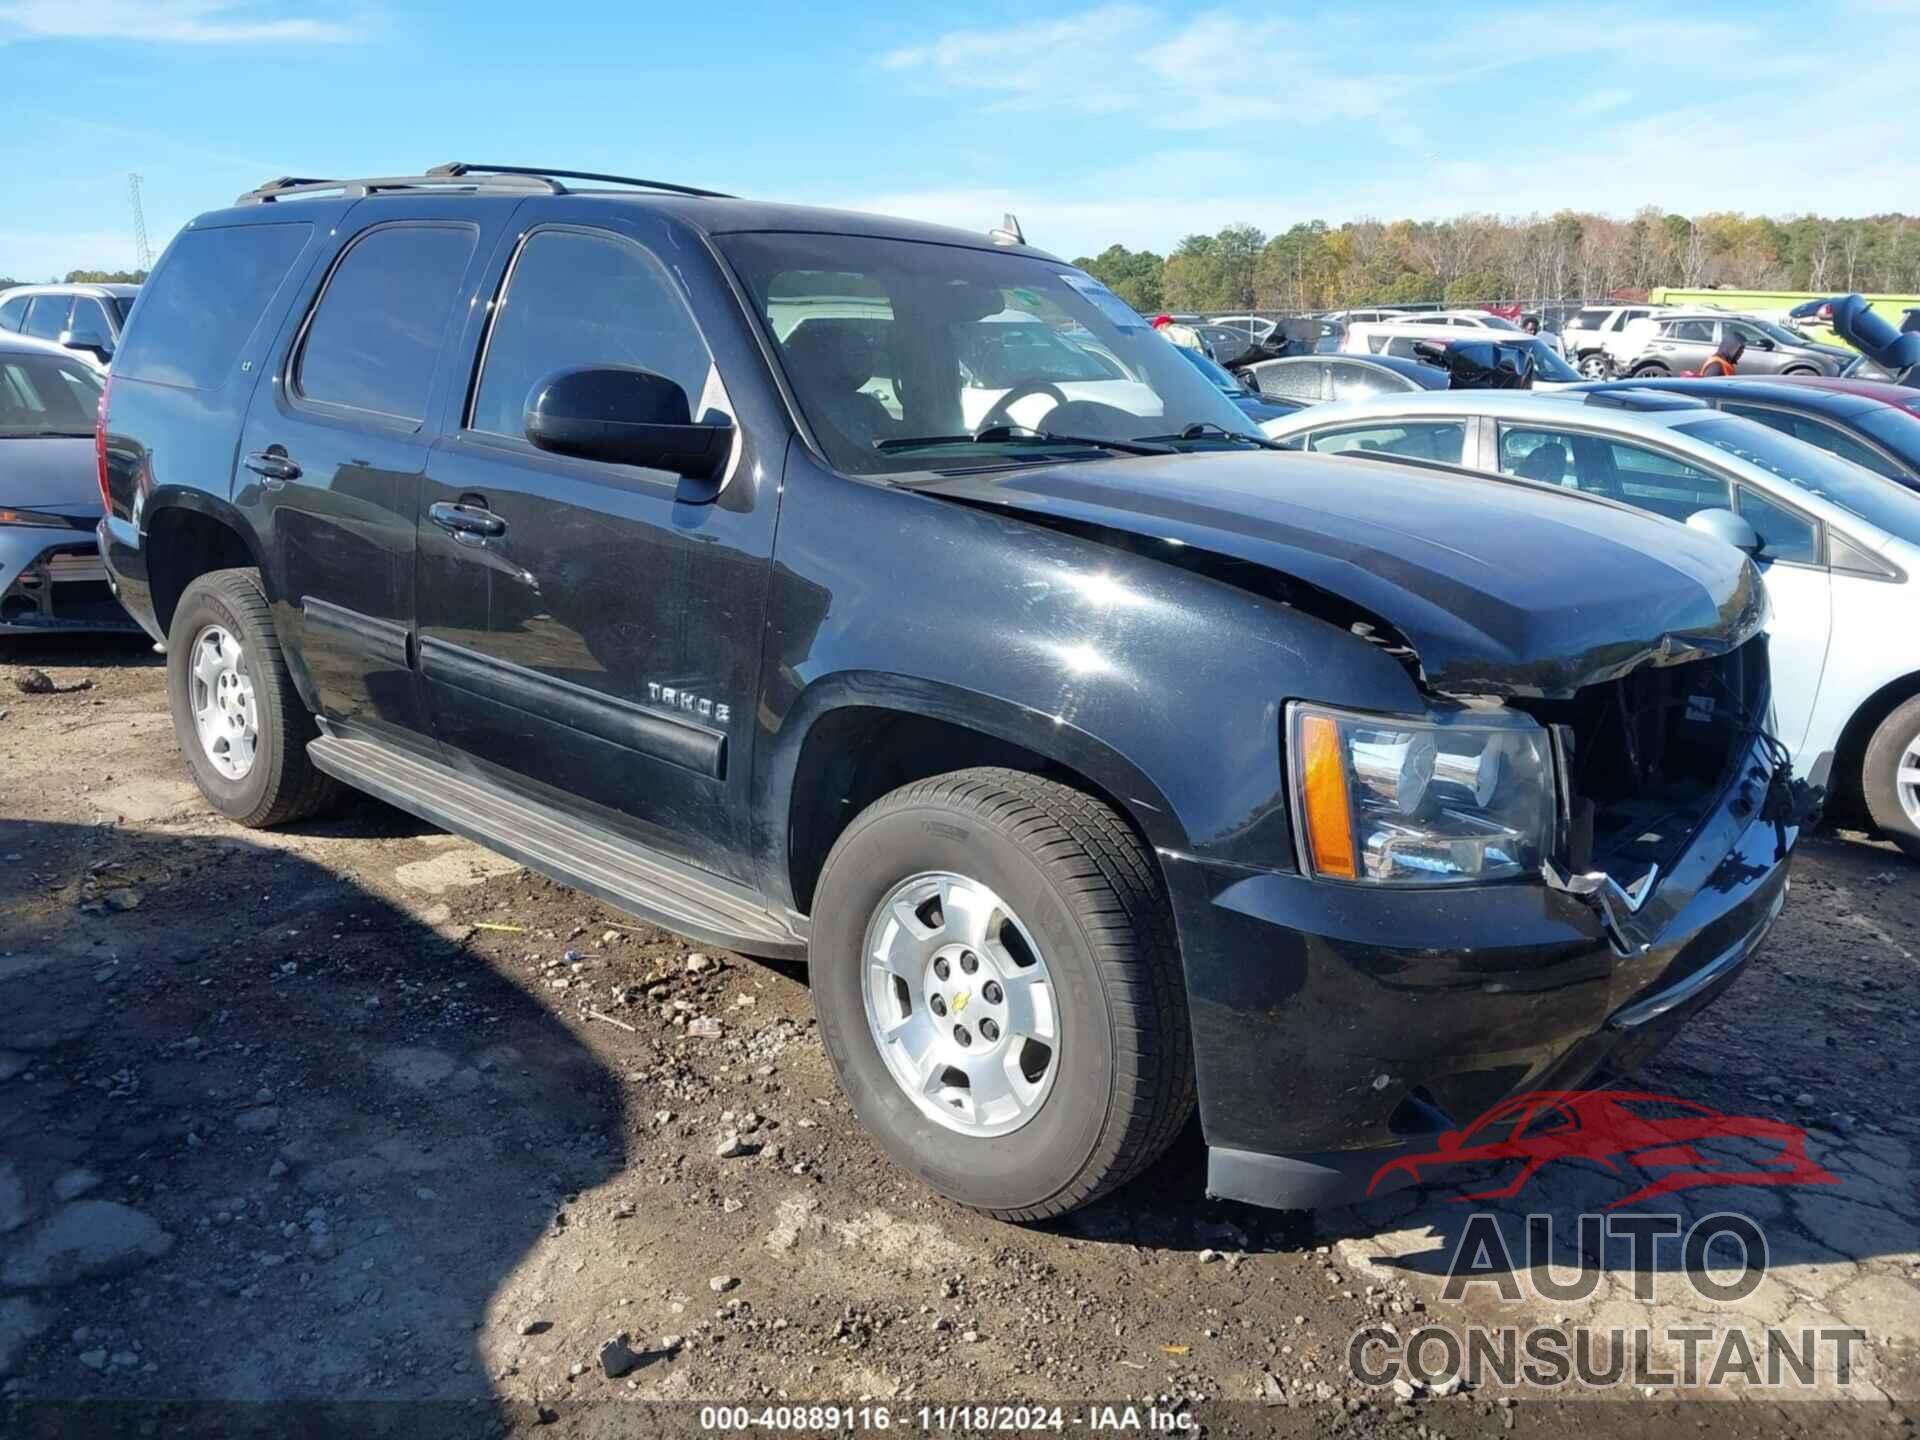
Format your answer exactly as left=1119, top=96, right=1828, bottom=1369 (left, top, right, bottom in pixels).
left=1, top=635, right=1915, bottom=1440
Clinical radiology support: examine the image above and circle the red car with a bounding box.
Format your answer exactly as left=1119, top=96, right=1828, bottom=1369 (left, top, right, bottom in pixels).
left=1367, top=1090, right=1838, bottom=1208
left=1767, top=373, right=1920, bottom=420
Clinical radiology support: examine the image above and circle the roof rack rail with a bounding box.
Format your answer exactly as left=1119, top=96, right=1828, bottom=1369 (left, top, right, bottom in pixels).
left=425, top=162, right=733, bottom=200
left=236, top=171, right=562, bottom=205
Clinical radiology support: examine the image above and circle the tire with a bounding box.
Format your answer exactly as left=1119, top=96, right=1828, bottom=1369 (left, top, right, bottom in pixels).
left=1861, top=695, right=1920, bottom=864
left=810, top=768, right=1194, bottom=1220
left=1782, top=366, right=1819, bottom=377
left=1630, top=362, right=1670, bottom=378
left=1576, top=352, right=1611, bottom=380
left=166, top=567, right=339, bottom=828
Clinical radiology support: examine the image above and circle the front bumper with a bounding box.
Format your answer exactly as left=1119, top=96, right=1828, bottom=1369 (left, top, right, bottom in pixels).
left=1166, top=735, right=1796, bottom=1211
left=1, top=526, right=140, bottom=636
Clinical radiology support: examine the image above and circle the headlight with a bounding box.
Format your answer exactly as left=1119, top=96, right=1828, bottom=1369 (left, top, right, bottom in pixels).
left=0, top=508, right=71, bottom=528
left=1287, top=702, right=1555, bottom=885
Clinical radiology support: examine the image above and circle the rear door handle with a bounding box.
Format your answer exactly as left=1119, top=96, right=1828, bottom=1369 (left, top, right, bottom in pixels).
left=243, top=451, right=302, bottom=485
left=428, top=501, right=507, bottom=539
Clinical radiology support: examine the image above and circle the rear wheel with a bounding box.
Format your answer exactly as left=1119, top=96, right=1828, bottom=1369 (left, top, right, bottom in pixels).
left=1782, top=365, right=1820, bottom=377
left=166, top=568, right=339, bottom=828
left=1630, top=362, right=1670, bottom=378
left=1577, top=351, right=1611, bottom=379
left=809, top=768, right=1194, bottom=1220
left=1862, top=695, right=1920, bottom=863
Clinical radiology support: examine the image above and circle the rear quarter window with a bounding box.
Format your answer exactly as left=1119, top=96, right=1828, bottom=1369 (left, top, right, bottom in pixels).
left=113, top=222, right=313, bottom=390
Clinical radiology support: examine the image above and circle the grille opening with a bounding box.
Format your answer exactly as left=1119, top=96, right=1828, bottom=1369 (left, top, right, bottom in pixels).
left=1516, top=637, right=1768, bottom=876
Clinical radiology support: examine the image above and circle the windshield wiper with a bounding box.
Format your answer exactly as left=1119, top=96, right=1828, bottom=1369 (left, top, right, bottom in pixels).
left=875, top=426, right=1174, bottom=457
left=1139, top=422, right=1287, bottom=450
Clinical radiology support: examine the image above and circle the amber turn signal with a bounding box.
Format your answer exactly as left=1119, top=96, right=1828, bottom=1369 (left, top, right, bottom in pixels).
left=1298, top=711, right=1358, bottom=879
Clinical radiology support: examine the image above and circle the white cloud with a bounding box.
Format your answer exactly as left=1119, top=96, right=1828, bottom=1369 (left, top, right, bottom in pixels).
left=0, top=1, right=361, bottom=44
left=863, top=1, right=1920, bottom=252
left=834, top=98, right=1918, bottom=260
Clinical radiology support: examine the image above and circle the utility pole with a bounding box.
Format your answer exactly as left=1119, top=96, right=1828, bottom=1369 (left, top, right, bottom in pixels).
left=128, top=172, right=153, bottom=272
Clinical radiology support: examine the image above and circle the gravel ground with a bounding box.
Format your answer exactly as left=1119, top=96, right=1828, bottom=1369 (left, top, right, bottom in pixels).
left=1, top=635, right=1915, bottom=1439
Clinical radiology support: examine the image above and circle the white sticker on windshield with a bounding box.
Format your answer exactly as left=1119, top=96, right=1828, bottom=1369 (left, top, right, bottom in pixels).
left=1058, top=272, right=1147, bottom=331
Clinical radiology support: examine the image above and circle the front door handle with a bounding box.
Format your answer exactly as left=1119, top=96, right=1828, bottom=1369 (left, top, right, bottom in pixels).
left=243, top=450, right=302, bottom=485
left=428, top=501, right=507, bottom=539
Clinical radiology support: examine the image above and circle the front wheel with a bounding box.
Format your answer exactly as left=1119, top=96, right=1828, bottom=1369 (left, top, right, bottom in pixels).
left=809, top=769, right=1194, bottom=1220
left=166, top=568, right=340, bottom=828
left=1862, top=696, right=1920, bottom=863
left=1630, top=362, right=1670, bottom=378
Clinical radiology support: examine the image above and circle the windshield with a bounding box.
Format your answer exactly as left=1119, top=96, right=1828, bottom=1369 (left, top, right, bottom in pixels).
left=1478, top=313, right=1521, bottom=332
left=0, top=350, right=102, bottom=437
left=719, top=233, right=1260, bottom=475
left=1740, top=318, right=1813, bottom=347
left=1675, top=416, right=1920, bottom=544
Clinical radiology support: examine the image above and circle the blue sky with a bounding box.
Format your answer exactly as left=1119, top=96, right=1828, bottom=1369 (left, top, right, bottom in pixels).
left=2, top=0, right=1916, bottom=279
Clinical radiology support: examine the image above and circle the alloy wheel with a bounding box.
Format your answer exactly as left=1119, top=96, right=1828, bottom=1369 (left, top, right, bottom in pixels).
left=861, top=871, right=1060, bottom=1137
left=188, top=624, right=259, bottom=781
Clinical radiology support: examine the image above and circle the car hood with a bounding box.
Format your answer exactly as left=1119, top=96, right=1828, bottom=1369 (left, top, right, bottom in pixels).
left=2, top=436, right=103, bottom=515
left=917, top=450, right=1767, bottom=700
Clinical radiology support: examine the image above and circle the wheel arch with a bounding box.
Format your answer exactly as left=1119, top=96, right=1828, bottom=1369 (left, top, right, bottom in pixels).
left=1830, top=667, right=1920, bottom=817
left=766, top=672, right=1185, bottom=919
left=144, top=490, right=272, bottom=639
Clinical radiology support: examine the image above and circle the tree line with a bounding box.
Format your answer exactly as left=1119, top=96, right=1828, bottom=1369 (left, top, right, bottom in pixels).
left=0, top=268, right=150, bottom=289
left=1074, top=211, right=1920, bottom=315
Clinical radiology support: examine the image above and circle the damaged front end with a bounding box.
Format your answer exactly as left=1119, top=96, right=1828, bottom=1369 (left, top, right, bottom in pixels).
left=1517, top=634, right=1823, bottom=953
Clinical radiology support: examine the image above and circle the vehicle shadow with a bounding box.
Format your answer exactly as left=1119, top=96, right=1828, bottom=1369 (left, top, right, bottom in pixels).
left=0, top=632, right=160, bottom=673
left=0, top=818, right=625, bottom=1435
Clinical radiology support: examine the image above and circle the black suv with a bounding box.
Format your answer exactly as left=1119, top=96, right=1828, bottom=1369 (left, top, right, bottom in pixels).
left=99, top=164, right=1800, bottom=1218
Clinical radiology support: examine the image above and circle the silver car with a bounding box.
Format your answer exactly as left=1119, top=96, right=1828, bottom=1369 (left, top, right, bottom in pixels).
left=0, top=333, right=136, bottom=634
left=1623, top=313, right=1852, bottom=379
left=0, top=282, right=139, bottom=369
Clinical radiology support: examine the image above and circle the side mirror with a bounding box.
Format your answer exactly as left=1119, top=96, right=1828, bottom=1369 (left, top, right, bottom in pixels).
left=1687, top=507, right=1764, bottom=556
left=524, top=365, right=732, bottom=481
left=58, top=329, right=112, bottom=363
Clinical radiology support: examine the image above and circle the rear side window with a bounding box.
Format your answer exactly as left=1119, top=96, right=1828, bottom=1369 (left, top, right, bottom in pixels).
left=114, top=223, right=312, bottom=390
left=1252, top=362, right=1322, bottom=401
left=23, top=296, right=72, bottom=341
left=469, top=228, right=716, bottom=440
left=295, top=224, right=478, bottom=423
left=1308, top=421, right=1465, bottom=463
left=1329, top=363, right=1404, bottom=402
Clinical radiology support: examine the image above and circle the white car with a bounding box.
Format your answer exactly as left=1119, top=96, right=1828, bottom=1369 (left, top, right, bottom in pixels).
left=1261, top=388, right=1920, bottom=859
left=0, top=282, right=139, bottom=370
left=1560, top=304, right=1677, bottom=379
left=1341, top=323, right=1583, bottom=388
left=1381, top=308, right=1565, bottom=354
